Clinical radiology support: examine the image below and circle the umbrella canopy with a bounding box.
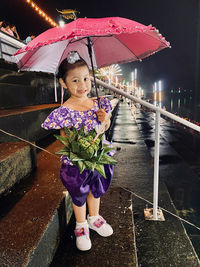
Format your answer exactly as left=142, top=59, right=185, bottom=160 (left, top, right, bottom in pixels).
left=14, top=17, right=170, bottom=74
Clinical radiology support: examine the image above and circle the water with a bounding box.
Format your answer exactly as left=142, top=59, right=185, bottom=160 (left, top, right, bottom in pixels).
left=151, top=92, right=200, bottom=122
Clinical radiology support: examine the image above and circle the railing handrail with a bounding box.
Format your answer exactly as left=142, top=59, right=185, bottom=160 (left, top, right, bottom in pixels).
left=93, top=77, right=200, bottom=221
left=0, top=30, right=25, bottom=48
left=94, top=77, right=200, bottom=133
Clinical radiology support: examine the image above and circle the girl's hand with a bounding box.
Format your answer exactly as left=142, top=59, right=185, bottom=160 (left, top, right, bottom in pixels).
left=96, top=108, right=106, bottom=122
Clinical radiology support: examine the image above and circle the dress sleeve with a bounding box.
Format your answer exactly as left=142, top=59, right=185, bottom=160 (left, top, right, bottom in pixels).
left=41, top=107, right=72, bottom=130
left=100, top=97, right=112, bottom=113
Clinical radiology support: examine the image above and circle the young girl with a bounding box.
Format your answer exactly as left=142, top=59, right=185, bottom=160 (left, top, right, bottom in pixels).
left=41, top=51, right=114, bottom=251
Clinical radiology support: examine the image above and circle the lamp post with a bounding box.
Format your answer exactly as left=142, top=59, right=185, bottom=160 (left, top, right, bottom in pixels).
left=134, top=68, right=137, bottom=96
left=158, top=80, right=162, bottom=107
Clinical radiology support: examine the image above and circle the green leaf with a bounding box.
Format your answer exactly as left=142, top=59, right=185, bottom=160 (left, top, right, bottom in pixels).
left=64, top=127, right=74, bottom=140
left=79, top=124, right=85, bottom=136
left=95, top=163, right=106, bottom=178
left=71, top=141, right=80, bottom=153
left=69, top=152, right=83, bottom=161
left=102, top=146, right=115, bottom=154
left=85, top=161, right=96, bottom=171
left=56, top=147, right=70, bottom=153
left=55, top=147, right=70, bottom=155
left=77, top=160, right=86, bottom=173
left=72, top=126, right=78, bottom=136
left=98, top=154, right=117, bottom=165
left=54, top=134, right=70, bottom=148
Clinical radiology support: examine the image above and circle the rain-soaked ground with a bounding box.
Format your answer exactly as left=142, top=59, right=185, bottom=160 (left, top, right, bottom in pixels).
left=135, top=107, right=200, bottom=258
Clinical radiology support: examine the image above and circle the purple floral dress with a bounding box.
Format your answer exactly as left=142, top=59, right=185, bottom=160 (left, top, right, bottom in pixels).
left=41, top=97, right=114, bottom=207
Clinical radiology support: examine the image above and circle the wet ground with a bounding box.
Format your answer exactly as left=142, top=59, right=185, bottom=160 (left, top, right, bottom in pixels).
left=135, top=108, right=200, bottom=258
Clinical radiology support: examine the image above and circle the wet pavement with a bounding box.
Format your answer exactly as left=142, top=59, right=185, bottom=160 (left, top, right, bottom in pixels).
left=135, top=109, right=200, bottom=259
left=111, top=102, right=199, bottom=266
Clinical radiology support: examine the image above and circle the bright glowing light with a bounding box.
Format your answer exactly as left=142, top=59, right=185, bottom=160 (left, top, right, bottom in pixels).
left=25, top=0, right=58, bottom=27
left=131, top=72, right=134, bottom=82
left=154, top=82, right=157, bottom=101
left=134, top=68, right=137, bottom=80
left=158, top=80, right=162, bottom=91
left=59, top=20, right=65, bottom=27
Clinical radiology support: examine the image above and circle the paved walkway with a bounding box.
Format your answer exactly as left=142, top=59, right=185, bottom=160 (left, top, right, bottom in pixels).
left=111, top=101, right=200, bottom=267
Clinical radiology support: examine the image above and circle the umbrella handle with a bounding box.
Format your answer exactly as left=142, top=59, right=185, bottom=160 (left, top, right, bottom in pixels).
left=87, top=37, right=101, bottom=109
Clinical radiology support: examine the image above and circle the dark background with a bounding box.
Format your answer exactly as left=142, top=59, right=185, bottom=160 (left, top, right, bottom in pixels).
left=0, top=0, right=199, bottom=96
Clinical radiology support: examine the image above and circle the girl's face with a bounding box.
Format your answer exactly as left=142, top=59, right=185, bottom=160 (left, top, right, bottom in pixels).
left=65, top=65, right=91, bottom=99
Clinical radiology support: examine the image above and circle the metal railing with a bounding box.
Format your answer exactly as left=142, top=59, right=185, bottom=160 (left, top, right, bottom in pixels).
left=0, top=30, right=25, bottom=63
left=94, top=77, right=200, bottom=220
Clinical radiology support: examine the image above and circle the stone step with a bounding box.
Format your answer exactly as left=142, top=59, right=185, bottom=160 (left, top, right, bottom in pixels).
left=0, top=71, right=54, bottom=85
left=0, top=142, right=37, bottom=196
left=0, top=68, right=15, bottom=77
left=0, top=82, right=65, bottom=109
left=50, top=187, right=138, bottom=267
left=0, top=141, right=73, bottom=267
left=0, top=58, right=18, bottom=72
left=0, top=104, right=60, bottom=142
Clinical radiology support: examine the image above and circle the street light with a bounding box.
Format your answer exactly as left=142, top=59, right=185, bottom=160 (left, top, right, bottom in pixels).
left=59, top=20, right=65, bottom=27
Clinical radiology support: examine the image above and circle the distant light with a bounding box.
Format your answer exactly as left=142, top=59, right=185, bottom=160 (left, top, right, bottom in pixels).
left=131, top=71, right=134, bottom=82
left=59, top=20, right=65, bottom=27
left=158, top=80, right=162, bottom=91
left=25, top=0, right=58, bottom=27
left=134, top=68, right=137, bottom=79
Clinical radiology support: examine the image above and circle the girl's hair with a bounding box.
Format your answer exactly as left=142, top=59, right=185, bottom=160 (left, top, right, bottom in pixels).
left=57, top=55, right=89, bottom=81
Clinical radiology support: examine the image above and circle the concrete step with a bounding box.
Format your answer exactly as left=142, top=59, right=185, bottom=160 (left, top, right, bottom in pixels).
left=50, top=187, right=138, bottom=267
left=0, top=68, right=15, bottom=77
left=0, top=71, right=54, bottom=85
left=0, top=141, right=73, bottom=267
left=0, top=82, right=66, bottom=109
left=0, top=142, right=37, bottom=196
left=0, top=58, right=18, bottom=72
left=0, top=104, right=60, bottom=142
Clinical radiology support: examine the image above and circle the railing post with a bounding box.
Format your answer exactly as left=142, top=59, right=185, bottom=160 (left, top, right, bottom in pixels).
left=153, top=110, right=161, bottom=220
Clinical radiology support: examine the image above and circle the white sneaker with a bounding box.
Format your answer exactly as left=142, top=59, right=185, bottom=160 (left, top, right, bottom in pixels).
left=87, top=215, right=113, bottom=237
left=74, top=223, right=92, bottom=251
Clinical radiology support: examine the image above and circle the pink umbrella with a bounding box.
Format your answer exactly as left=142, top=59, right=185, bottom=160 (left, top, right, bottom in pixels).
left=14, top=17, right=170, bottom=105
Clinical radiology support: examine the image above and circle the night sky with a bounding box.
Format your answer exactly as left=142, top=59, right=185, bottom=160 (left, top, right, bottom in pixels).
left=0, top=0, right=199, bottom=93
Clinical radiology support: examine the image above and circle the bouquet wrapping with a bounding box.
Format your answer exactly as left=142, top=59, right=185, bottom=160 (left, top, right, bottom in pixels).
left=54, top=125, right=117, bottom=178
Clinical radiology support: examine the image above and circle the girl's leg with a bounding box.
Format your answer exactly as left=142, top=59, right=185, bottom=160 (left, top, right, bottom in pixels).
left=73, top=203, right=86, bottom=223
left=87, top=190, right=113, bottom=237
left=73, top=202, right=92, bottom=251
left=87, top=190, right=100, bottom=216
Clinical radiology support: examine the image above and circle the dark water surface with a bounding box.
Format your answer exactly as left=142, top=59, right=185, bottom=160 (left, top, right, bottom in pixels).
left=152, top=93, right=200, bottom=121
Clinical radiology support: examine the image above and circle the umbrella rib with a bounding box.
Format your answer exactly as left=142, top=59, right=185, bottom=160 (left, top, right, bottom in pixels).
left=112, top=35, right=141, bottom=61
left=113, top=35, right=140, bottom=60
left=143, top=31, right=169, bottom=47
left=68, top=34, right=113, bottom=44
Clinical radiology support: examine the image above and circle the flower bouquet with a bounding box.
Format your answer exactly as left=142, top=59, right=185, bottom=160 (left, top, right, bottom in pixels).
left=54, top=125, right=117, bottom=178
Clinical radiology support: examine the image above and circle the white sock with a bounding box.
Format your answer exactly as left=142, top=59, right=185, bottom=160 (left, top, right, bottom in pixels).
left=88, top=215, right=99, bottom=221
left=76, top=220, right=88, bottom=228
